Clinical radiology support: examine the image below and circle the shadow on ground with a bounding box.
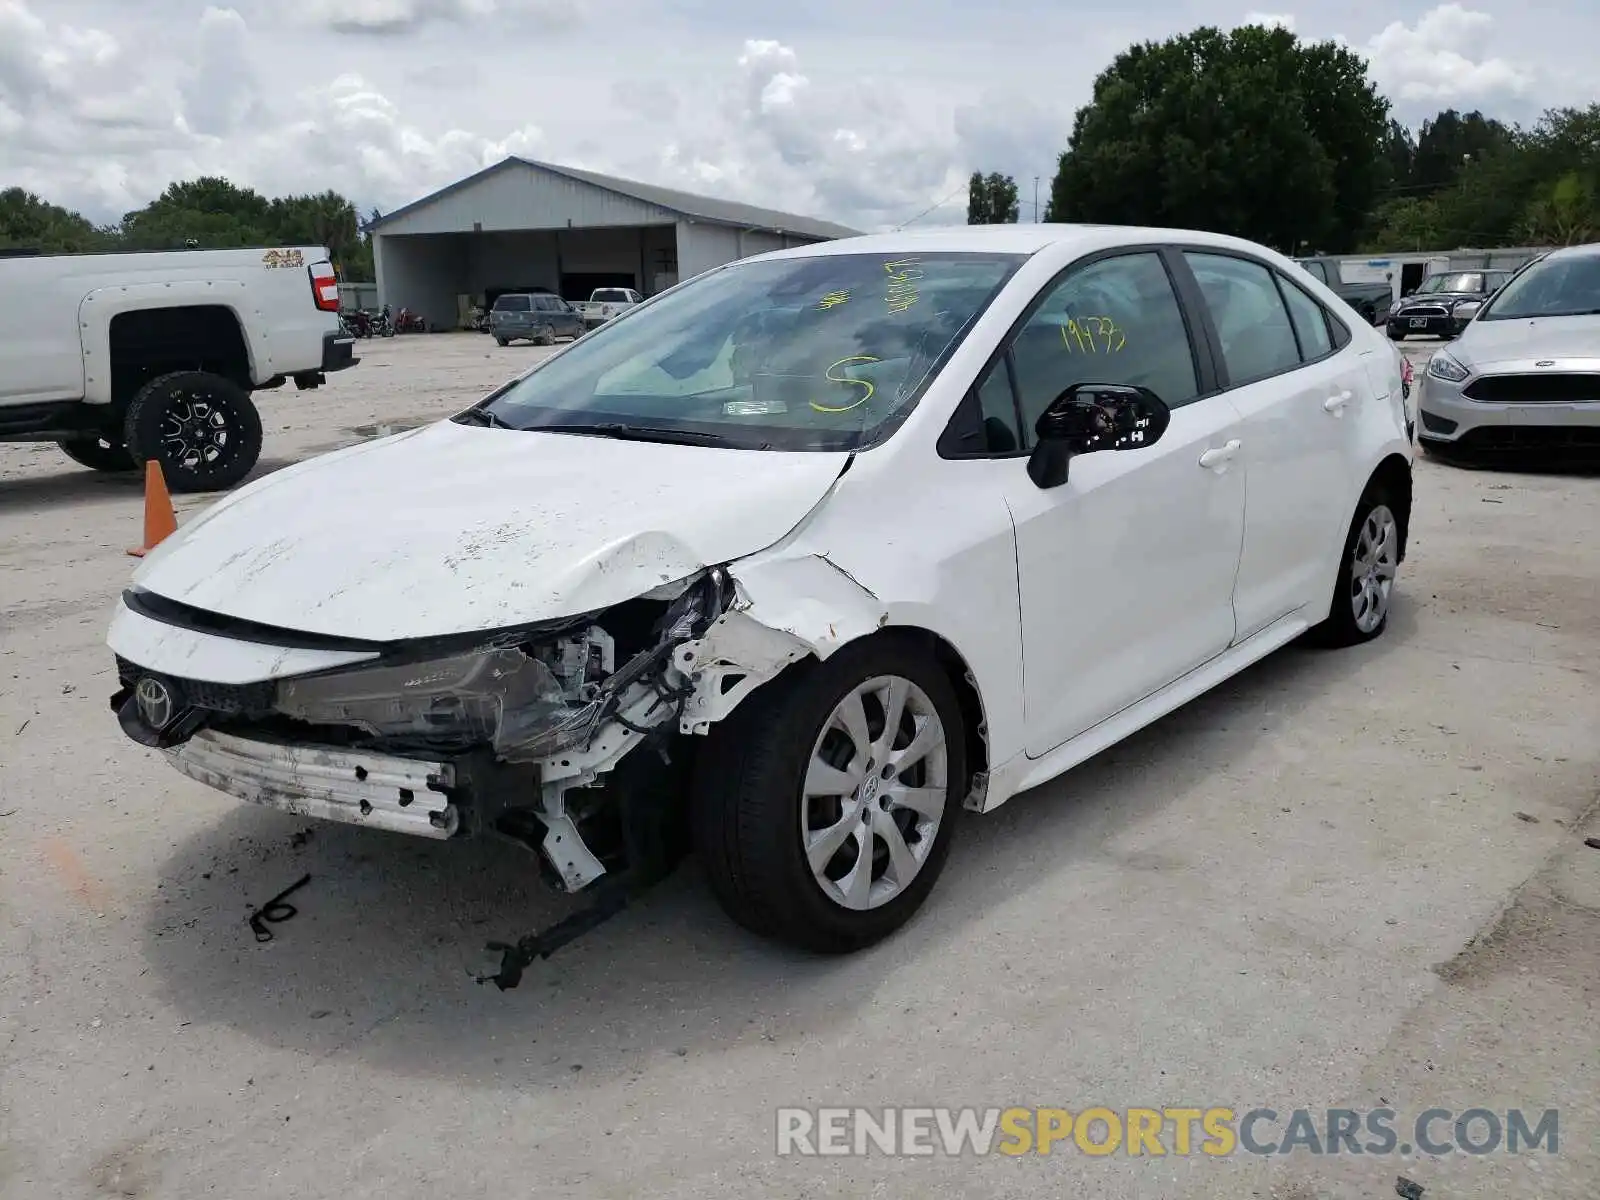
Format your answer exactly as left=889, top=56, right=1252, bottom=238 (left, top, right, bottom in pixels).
left=0, top=456, right=303, bottom=515
left=137, top=600, right=1419, bottom=1094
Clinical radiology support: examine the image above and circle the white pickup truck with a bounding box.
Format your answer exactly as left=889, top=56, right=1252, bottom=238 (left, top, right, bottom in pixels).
left=0, top=245, right=357, bottom=492
left=569, top=287, right=643, bottom=331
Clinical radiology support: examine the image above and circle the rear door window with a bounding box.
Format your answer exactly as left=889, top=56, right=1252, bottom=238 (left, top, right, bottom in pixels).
left=1184, top=253, right=1302, bottom=384
left=1275, top=275, right=1334, bottom=361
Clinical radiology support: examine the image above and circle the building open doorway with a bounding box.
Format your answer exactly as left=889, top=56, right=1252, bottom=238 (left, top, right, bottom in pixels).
left=1399, top=262, right=1427, bottom=297
left=560, top=272, right=637, bottom=302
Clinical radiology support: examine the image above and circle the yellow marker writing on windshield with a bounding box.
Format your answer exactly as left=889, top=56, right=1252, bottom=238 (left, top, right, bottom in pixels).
left=885, top=258, right=922, bottom=314
left=811, top=356, right=880, bottom=413
left=817, top=290, right=852, bottom=310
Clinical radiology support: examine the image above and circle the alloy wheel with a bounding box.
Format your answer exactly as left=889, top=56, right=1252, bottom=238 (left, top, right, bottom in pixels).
left=801, top=674, right=949, bottom=911
left=160, top=390, right=233, bottom=474
left=1350, top=503, right=1398, bottom=633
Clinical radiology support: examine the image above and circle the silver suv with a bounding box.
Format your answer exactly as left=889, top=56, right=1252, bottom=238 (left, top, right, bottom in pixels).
left=490, top=292, right=584, bottom=346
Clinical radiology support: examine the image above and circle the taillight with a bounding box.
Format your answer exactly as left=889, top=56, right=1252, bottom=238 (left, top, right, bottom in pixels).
left=309, top=261, right=340, bottom=312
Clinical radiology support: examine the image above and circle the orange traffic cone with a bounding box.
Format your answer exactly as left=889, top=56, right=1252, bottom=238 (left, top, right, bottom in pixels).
left=127, top=460, right=178, bottom=558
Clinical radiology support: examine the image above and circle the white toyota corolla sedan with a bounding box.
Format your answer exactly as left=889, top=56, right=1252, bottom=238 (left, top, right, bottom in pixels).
left=108, top=225, right=1414, bottom=959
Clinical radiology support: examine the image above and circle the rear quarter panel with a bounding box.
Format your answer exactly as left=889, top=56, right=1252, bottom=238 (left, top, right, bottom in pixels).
left=39, top=247, right=338, bottom=405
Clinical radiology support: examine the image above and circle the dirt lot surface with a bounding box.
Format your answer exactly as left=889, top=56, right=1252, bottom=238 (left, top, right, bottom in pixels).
left=1, top=333, right=1595, bottom=1199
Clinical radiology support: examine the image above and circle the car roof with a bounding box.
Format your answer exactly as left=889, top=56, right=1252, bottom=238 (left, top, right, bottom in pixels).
left=760, top=223, right=1291, bottom=262
left=1540, top=242, right=1600, bottom=263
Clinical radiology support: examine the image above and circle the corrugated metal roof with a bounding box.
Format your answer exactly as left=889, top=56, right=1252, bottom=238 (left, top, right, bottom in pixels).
left=367, top=156, right=861, bottom=241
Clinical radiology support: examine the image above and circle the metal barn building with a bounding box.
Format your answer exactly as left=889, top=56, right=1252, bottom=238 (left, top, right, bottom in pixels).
left=368, top=156, right=860, bottom=329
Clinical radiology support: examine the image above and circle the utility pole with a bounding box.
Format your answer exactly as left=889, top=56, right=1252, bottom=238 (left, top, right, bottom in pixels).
left=1034, top=177, right=1041, bottom=223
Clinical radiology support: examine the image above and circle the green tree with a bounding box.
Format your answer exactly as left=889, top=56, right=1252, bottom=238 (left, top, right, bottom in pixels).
left=967, top=172, right=1020, bottom=224
left=1382, top=119, right=1418, bottom=195
left=1045, top=24, right=1389, bottom=253
left=1411, top=109, right=1514, bottom=194
left=0, top=188, right=115, bottom=253
left=269, top=191, right=366, bottom=277
left=119, top=176, right=275, bottom=250
left=1523, top=172, right=1597, bottom=245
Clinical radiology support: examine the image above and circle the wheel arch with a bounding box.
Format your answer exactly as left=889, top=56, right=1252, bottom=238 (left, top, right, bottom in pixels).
left=79, top=285, right=258, bottom=406
left=679, top=612, right=992, bottom=806
left=1368, top=452, right=1413, bottom=562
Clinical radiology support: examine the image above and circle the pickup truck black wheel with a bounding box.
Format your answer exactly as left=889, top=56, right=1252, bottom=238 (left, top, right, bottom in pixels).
left=124, top=370, right=263, bottom=493
left=691, top=636, right=966, bottom=953
left=56, top=435, right=136, bottom=473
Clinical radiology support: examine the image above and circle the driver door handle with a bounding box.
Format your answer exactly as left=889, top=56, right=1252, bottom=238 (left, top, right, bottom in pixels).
left=1198, top=439, right=1241, bottom=470
left=1323, top=390, right=1352, bottom=414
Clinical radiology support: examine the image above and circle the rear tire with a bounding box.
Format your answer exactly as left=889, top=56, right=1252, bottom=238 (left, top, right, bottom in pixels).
left=124, top=370, right=263, bottom=494
left=691, top=636, right=967, bottom=953
left=57, top=435, right=136, bottom=474
left=536, top=324, right=555, bottom=346
left=1388, top=328, right=1405, bottom=341
left=495, top=337, right=509, bottom=347
left=1309, top=485, right=1400, bottom=648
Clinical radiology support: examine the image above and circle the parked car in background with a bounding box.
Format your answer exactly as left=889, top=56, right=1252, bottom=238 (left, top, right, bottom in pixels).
left=1, top=245, right=356, bottom=492
left=1417, top=242, right=1600, bottom=459
left=1386, top=269, right=1513, bottom=340
left=490, top=292, right=585, bottom=346
left=107, top=224, right=1412, bottom=959
left=571, top=287, right=643, bottom=330
left=1294, top=257, right=1392, bottom=326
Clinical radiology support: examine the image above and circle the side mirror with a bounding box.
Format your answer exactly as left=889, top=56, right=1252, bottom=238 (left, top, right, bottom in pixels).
left=1026, top=383, right=1171, bottom=489
left=1453, top=300, right=1482, bottom=323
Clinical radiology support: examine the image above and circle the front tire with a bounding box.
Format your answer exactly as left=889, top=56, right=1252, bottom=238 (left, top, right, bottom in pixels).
left=535, top=324, right=555, bottom=346
left=123, top=370, right=263, bottom=494
left=691, top=637, right=967, bottom=953
left=57, top=435, right=136, bottom=474
left=1309, top=486, right=1401, bottom=647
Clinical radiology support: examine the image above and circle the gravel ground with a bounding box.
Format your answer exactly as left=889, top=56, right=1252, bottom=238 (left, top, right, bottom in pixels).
left=1, top=333, right=1595, bottom=1199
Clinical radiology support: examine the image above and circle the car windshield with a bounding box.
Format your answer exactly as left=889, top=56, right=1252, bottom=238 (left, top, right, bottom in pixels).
left=1415, top=273, right=1484, bottom=294
left=494, top=295, right=530, bottom=312
left=1480, top=254, right=1600, bottom=320
left=475, top=251, right=1025, bottom=451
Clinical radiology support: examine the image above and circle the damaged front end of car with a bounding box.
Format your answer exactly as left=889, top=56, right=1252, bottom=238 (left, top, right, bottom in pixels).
left=110, top=567, right=779, bottom=981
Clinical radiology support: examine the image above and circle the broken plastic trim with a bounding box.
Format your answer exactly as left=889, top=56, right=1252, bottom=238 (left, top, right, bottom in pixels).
left=271, top=567, right=734, bottom=765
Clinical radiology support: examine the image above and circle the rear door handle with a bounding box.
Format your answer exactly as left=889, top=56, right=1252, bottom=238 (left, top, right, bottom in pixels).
left=1198, top=439, right=1241, bottom=470
left=1323, top=390, right=1352, bottom=414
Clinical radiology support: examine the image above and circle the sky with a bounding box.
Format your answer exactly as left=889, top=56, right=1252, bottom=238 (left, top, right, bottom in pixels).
left=1, top=0, right=1593, bottom=233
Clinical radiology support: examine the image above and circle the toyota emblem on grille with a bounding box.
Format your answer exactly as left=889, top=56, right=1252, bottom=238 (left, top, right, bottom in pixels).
left=135, top=676, right=175, bottom=730
left=1535, top=360, right=1556, bottom=367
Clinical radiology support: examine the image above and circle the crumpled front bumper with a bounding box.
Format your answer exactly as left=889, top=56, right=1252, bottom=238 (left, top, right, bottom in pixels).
left=166, top=729, right=460, bottom=838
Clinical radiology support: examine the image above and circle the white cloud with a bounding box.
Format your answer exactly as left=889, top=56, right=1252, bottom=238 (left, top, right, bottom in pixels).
left=1240, top=12, right=1296, bottom=31
left=1352, top=4, right=1532, bottom=106
left=0, top=0, right=1588, bottom=234
left=290, top=0, right=563, bottom=35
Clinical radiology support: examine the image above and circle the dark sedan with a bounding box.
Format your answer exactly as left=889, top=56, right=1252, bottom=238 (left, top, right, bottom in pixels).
left=1387, top=270, right=1513, bottom=341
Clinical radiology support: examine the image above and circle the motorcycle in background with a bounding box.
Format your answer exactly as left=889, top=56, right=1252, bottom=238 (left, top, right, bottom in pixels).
left=395, top=308, right=427, bottom=334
